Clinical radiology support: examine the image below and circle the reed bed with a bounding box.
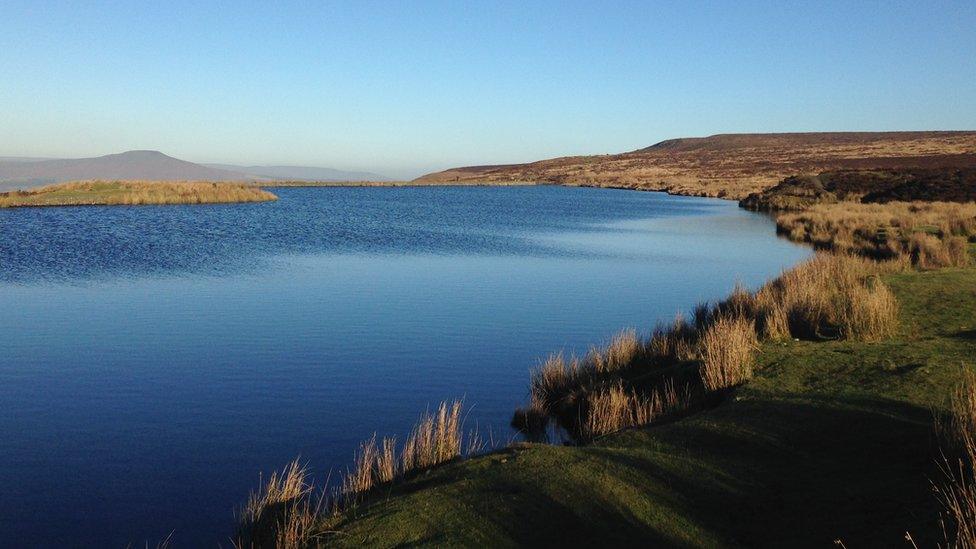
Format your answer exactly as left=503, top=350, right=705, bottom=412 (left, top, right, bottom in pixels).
left=776, top=201, right=976, bottom=268
left=513, top=252, right=903, bottom=443
left=0, top=180, right=277, bottom=207
left=936, top=371, right=976, bottom=548
left=235, top=460, right=320, bottom=549
left=235, top=400, right=478, bottom=547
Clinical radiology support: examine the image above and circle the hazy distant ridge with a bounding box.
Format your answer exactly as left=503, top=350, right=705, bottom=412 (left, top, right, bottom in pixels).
left=0, top=151, right=390, bottom=190
left=203, top=164, right=391, bottom=182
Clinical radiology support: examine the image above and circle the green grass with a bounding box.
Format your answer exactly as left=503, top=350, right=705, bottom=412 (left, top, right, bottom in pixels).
left=321, top=267, right=976, bottom=547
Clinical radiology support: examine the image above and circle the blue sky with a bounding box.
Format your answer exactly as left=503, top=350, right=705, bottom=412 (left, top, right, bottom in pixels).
left=1, top=1, right=974, bottom=178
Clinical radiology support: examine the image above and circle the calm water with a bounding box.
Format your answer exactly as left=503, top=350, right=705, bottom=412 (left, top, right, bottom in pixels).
left=0, top=186, right=809, bottom=546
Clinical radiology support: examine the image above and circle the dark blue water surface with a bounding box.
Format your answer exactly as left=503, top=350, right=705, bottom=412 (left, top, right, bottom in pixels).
left=0, top=186, right=810, bottom=546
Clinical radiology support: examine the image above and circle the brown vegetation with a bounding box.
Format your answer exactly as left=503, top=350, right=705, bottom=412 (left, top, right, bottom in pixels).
left=741, top=167, right=976, bottom=211
left=416, top=132, right=976, bottom=199
left=235, top=400, right=479, bottom=548
left=775, top=201, right=976, bottom=268
left=513, top=252, right=903, bottom=443
left=235, top=460, right=320, bottom=549
left=936, top=371, right=976, bottom=548
left=0, top=180, right=277, bottom=208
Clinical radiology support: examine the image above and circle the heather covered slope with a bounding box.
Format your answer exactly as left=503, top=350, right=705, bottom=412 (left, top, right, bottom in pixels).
left=740, top=167, right=976, bottom=211
left=416, top=132, right=976, bottom=199
left=321, top=266, right=976, bottom=547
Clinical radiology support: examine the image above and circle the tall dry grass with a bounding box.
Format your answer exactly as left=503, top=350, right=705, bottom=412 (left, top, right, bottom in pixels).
left=753, top=254, right=902, bottom=342
left=237, top=400, right=478, bottom=546
left=776, top=201, right=976, bottom=268
left=0, top=180, right=277, bottom=207
left=235, top=460, right=320, bottom=549
left=699, top=316, right=758, bottom=392
left=579, top=380, right=690, bottom=442
left=936, top=371, right=976, bottom=548
left=513, top=252, right=903, bottom=443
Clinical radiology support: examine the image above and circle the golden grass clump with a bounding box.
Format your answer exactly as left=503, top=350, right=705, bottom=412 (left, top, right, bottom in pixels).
left=698, top=316, right=758, bottom=392
left=839, top=277, right=899, bottom=341
left=237, top=399, right=476, bottom=546
left=579, top=380, right=688, bottom=442
left=401, top=400, right=464, bottom=472
left=936, top=371, right=976, bottom=548
left=753, top=253, right=902, bottom=341
left=775, top=200, right=976, bottom=267
left=0, top=180, right=278, bottom=208
left=235, top=460, right=319, bottom=549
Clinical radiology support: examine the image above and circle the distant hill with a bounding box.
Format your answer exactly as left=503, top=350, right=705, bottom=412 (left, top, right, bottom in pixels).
left=0, top=151, right=249, bottom=190
left=416, top=131, right=976, bottom=199
left=0, top=151, right=391, bottom=191
left=203, top=164, right=391, bottom=182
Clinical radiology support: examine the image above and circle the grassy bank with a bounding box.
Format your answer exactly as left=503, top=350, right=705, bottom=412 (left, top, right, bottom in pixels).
left=233, top=254, right=975, bottom=546
left=0, top=180, right=277, bottom=207
left=294, top=265, right=974, bottom=547
left=229, top=183, right=975, bottom=547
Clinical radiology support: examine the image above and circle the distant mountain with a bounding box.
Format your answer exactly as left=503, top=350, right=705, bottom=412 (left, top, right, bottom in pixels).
left=0, top=150, right=250, bottom=190
left=0, top=150, right=392, bottom=191
left=203, top=164, right=391, bottom=182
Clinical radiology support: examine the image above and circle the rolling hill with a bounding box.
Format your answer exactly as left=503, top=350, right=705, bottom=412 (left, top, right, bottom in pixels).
left=0, top=151, right=390, bottom=190
left=203, top=164, right=390, bottom=182
left=416, top=131, right=976, bottom=199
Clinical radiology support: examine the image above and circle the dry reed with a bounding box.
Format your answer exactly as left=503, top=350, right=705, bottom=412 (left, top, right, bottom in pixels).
left=698, top=316, right=758, bottom=392
left=776, top=201, right=976, bottom=267
left=515, top=252, right=903, bottom=444
left=579, top=380, right=689, bottom=442
left=235, top=460, right=319, bottom=549
left=936, top=371, right=976, bottom=548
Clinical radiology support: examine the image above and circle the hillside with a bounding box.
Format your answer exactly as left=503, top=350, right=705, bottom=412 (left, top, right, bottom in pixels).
left=0, top=152, right=393, bottom=190
left=416, top=131, right=976, bottom=199
left=740, top=167, right=976, bottom=211
left=203, top=163, right=391, bottom=182
left=0, top=151, right=249, bottom=189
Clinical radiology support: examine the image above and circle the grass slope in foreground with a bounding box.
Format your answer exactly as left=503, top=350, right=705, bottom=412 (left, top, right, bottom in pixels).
left=324, top=267, right=976, bottom=547
left=0, top=180, right=277, bottom=207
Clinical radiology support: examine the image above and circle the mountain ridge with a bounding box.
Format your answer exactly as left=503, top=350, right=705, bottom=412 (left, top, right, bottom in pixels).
left=0, top=151, right=390, bottom=190
left=416, top=131, right=976, bottom=199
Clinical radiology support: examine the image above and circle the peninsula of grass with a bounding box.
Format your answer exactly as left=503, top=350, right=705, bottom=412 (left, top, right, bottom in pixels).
left=0, top=180, right=277, bottom=208
left=296, top=264, right=973, bottom=547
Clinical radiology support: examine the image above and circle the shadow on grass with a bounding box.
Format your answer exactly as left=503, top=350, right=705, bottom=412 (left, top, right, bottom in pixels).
left=336, top=393, right=944, bottom=547
left=953, top=329, right=976, bottom=341
left=595, top=394, right=942, bottom=548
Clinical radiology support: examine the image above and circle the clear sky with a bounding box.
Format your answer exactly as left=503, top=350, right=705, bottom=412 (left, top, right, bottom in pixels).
left=1, top=1, right=974, bottom=179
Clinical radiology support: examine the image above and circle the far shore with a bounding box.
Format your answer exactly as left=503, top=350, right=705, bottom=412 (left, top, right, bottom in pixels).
left=0, top=180, right=278, bottom=208
left=252, top=179, right=541, bottom=188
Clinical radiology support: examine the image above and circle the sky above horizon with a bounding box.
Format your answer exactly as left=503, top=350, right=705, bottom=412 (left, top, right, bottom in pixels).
left=1, top=1, right=975, bottom=179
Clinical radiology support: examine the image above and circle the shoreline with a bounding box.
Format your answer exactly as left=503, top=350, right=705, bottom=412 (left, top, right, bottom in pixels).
left=231, top=182, right=976, bottom=546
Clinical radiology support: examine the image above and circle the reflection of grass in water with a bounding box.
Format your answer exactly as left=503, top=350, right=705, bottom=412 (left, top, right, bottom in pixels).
left=0, top=180, right=277, bottom=207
